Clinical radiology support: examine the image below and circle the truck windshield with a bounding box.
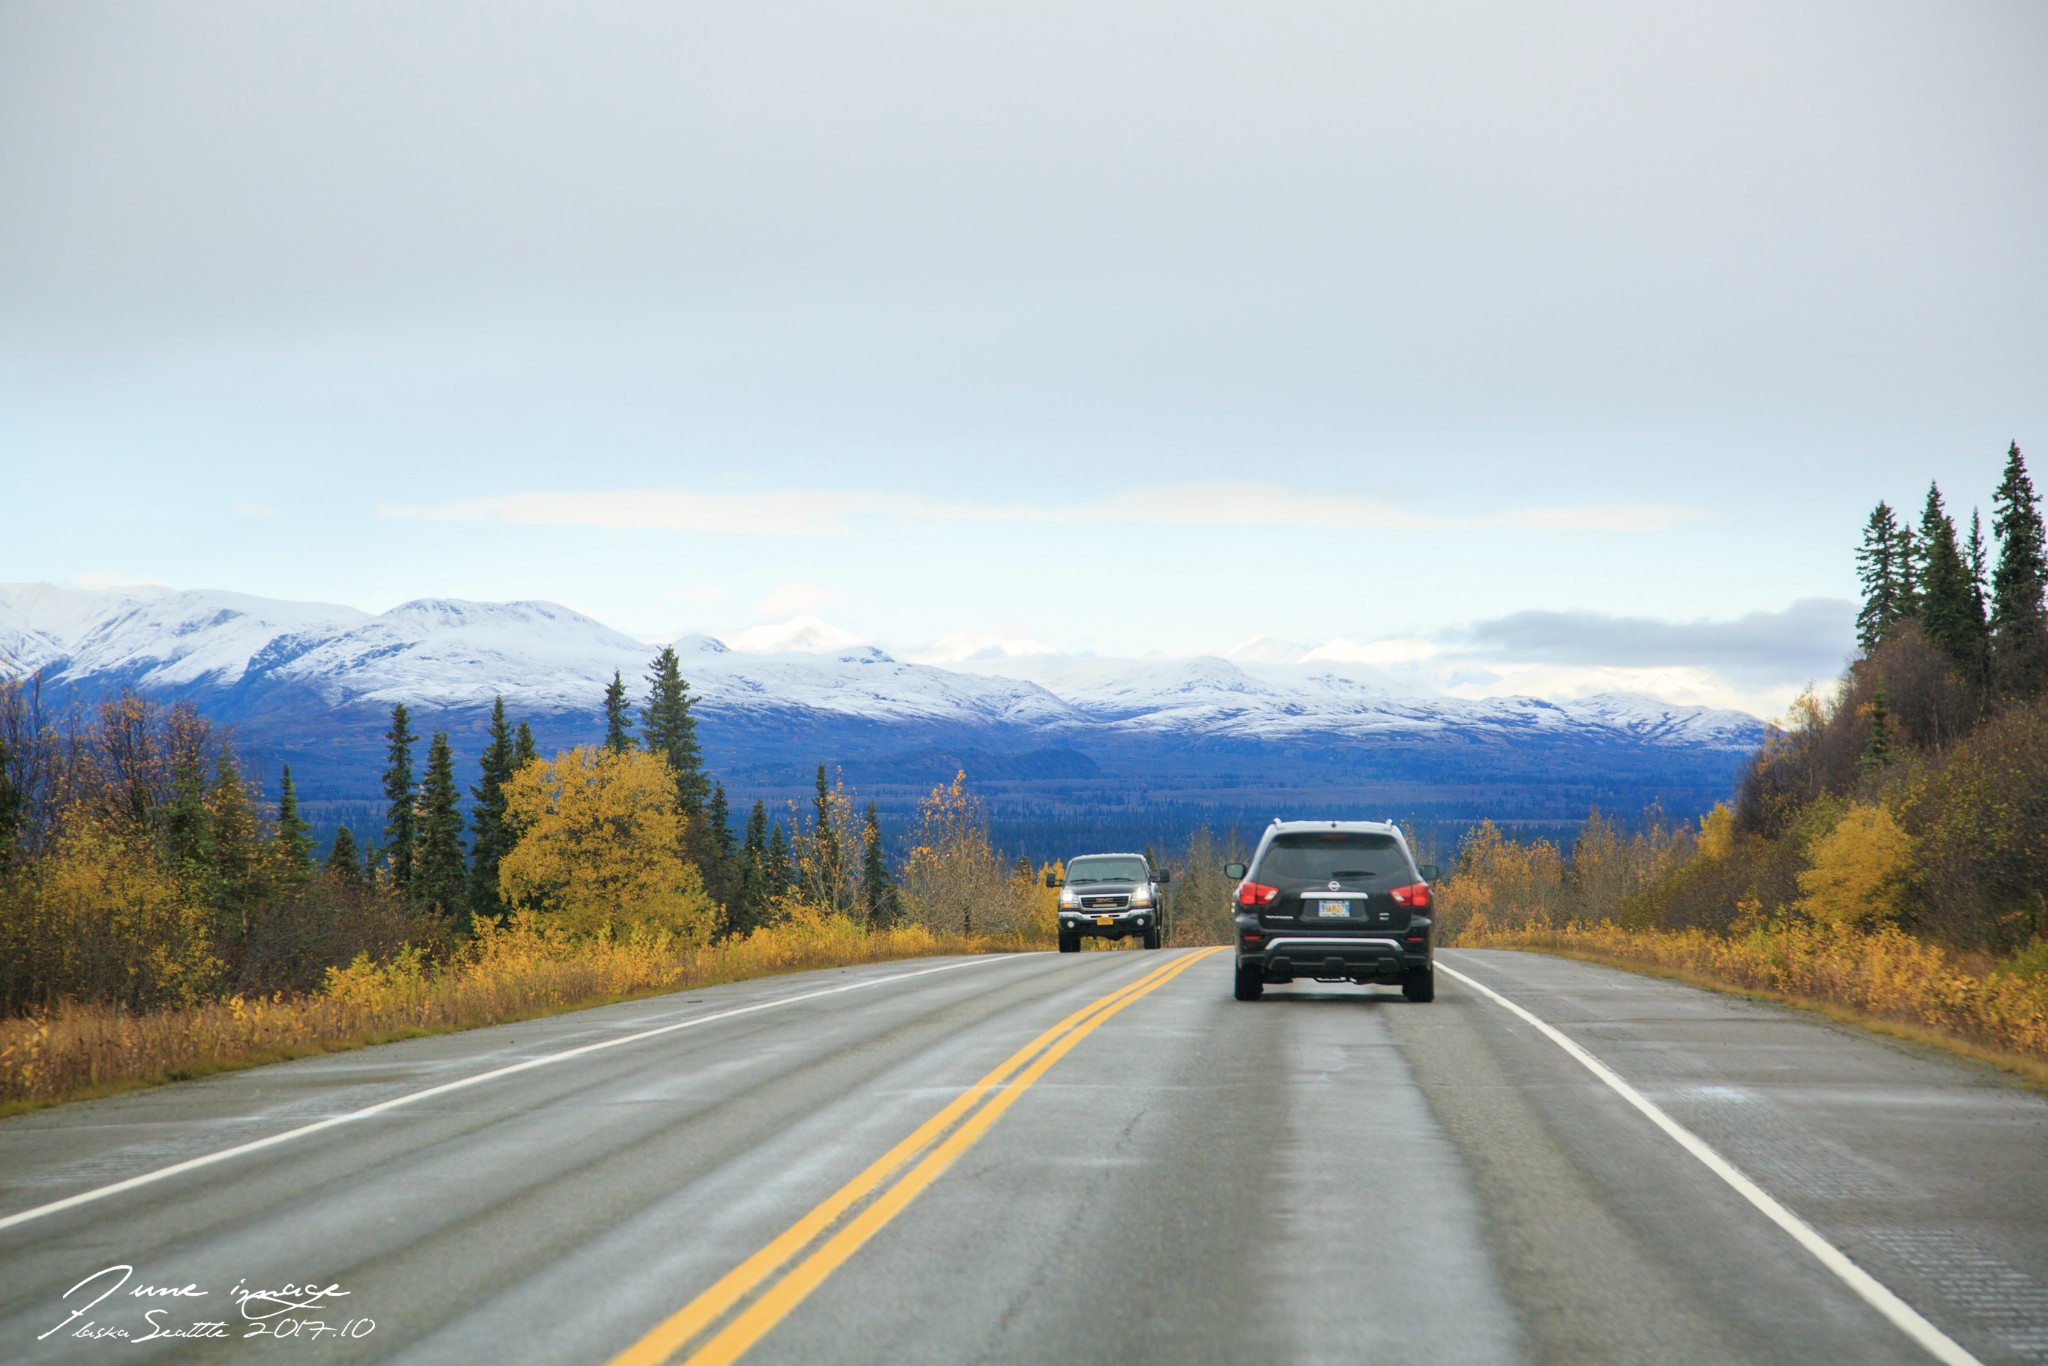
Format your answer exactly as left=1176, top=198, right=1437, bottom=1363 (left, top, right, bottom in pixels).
left=1257, top=832, right=1410, bottom=883
left=1066, top=857, right=1149, bottom=884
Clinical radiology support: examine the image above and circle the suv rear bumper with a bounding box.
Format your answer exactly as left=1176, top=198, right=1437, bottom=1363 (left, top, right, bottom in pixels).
left=1060, top=910, right=1157, bottom=940
left=1237, top=935, right=1430, bottom=983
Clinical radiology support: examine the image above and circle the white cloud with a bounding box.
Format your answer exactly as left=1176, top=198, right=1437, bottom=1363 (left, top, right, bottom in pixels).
left=385, top=484, right=1703, bottom=536
left=725, top=615, right=865, bottom=654
left=909, top=627, right=1061, bottom=664
left=1301, top=636, right=1443, bottom=667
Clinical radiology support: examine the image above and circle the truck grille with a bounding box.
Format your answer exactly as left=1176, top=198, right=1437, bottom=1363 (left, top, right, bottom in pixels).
left=1081, top=895, right=1128, bottom=909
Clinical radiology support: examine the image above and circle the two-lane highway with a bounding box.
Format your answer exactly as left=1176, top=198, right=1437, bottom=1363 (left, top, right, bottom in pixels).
left=1, top=948, right=2044, bottom=1363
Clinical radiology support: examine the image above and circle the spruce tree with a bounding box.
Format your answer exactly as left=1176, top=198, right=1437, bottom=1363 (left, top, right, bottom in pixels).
left=1854, top=502, right=1909, bottom=652
left=765, top=820, right=792, bottom=904
left=469, top=695, right=515, bottom=921
left=703, top=781, right=737, bottom=923
left=1861, top=686, right=1893, bottom=772
left=1898, top=523, right=1923, bottom=617
left=209, top=749, right=258, bottom=962
left=1915, top=483, right=1980, bottom=675
left=733, top=799, right=770, bottom=936
left=811, top=764, right=843, bottom=908
left=603, top=670, right=634, bottom=754
left=860, top=801, right=896, bottom=928
left=414, top=729, right=469, bottom=925
left=641, top=646, right=709, bottom=816
left=514, top=721, right=538, bottom=769
left=163, top=741, right=213, bottom=876
left=326, top=825, right=363, bottom=888
left=382, top=703, right=418, bottom=892
left=1991, top=442, right=2048, bottom=698
left=275, top=764, right=314, bottom=875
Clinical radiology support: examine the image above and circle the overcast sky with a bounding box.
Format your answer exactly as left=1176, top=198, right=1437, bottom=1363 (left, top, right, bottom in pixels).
left=4, top=1, right=2045, bottom=717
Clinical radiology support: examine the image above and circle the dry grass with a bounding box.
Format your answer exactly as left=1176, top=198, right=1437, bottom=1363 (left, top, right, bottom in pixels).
left=0, top=909, right=1039, bottom=1115
left=1461, top=920, right=2048, bottom=1085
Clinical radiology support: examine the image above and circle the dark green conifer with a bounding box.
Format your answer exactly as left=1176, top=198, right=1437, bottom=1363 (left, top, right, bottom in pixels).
left=1854, top=502, right=1910, bottom=653
left=163, top=740, right=213, bottom=876
left=728, top=799, right=770, bottom=937
left=812, top=764, right=843, bottom=908
left=1991, top=442, right=2048, bottom=698
left=326, top=825, right=363, bottom=888
left=765, top=820, right=791, bottom=903
left=414, top=729, right=468, bottom=925
left=382, top=703, right=418, bottom=892
left=1915, top=483, right=1981, bottom=675
left=275, top=764, right=313, bottom=875
left=641, top=647, right=709, bottom=816
left=860, top=802, right=896, bottom=928
left=1861, top=686, right=1893, bottom=772
left=210, top=749, right=258, bottom=960
left=514, top=721, right=538, bottom=769
left=469, top=696, right=515, bottom=921
left=603, top=670, right=634, bottom=754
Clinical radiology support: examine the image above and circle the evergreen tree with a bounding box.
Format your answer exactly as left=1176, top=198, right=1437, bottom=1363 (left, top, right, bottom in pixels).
left=811, top=763, right=842, bottom=907
left=275, top=764, right=314, bottom=876
left=414, top=729, right=469, bottom=925
left=1991, top=442, right=2048, bottom=698
left=641, top=647, right=709, bottom=816
left=325, top=825, right=363, bottom=888
left=1861, top=686, right=1893, bottom=772
left=765, top=820, right=792, bottom=903
left=209, top=749, right=259, bottom=961
left=1854, top=502, right=1910, bottom=652
left=514, top=721, right=538, bottom=769
left=1915, top=483, right=1981, bottom=675
left=469, top=695, right=515, bottom=921
left=603, top=670, right=634, bottom=754
left=730, top=799, right=770, bottom=935
left=163, top=740, right=213, bottom=876
left=702, top=781, right=738, bottom=924
left=1898, top=522, right=1923, bottom=617
left=860, top=801, right=896, bottom=928
left=382, top=703, right=418, bottom=892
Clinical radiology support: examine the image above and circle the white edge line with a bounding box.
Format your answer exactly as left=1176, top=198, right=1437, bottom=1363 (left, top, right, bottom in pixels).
left=1436, top=958, right=1983, bottom=1366
left=0, top=955, right=1018, bottom=1235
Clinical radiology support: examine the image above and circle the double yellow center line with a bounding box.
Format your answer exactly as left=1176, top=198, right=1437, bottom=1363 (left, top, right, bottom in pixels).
left=610, top=946, right=1224, bottom=1366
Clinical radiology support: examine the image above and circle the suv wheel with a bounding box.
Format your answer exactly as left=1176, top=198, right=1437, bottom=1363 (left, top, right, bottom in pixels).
left=1233, top=963, right=1264, bottom=1001
left=1402, top=966, right=1435, bottom=1003
left=1142, top=924, right=1162, bottom=950
left=1058, top=930, right=1079, bottom=954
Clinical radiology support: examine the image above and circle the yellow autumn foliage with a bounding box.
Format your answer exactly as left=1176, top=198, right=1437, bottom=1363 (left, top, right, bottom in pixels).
left=27, top=816, right=222, bottom=1009
left=1697, top=802, right=1736, bottom=861
left=499, top=746, right=716, bottom=943
left=1796, top=802, right=1913, bottom=930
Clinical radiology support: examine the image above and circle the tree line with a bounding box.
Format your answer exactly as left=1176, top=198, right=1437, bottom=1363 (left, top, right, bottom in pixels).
left=1440, top=440, right=2048, bottom=958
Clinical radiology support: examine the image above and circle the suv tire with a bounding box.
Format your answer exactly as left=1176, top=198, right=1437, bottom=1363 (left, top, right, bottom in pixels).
left=1234, top=963, right=1264, bottom=1001
left=1402, top=966, right=1435, bottom=1003
left=1142, top=924, right=1162, bottom=950
left=1058, top=930, right=1079, bottom=954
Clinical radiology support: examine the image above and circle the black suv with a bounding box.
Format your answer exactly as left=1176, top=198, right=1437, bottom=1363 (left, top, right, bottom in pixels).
left=1047, top=854, right=1170, bottom=952
left=1227, top=821, right=1437, bottom=1002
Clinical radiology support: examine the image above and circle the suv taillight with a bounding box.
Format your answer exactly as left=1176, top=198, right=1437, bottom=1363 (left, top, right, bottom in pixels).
left=1390, top=882, right=1431, bottom=909
left=1237, top=881, right=1279, bottom=907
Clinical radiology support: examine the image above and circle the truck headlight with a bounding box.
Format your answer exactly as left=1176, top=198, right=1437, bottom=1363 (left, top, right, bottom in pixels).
left=1129, top=890, right=1152, bottom=907
left=1059, top=889, right=1078, bottom=907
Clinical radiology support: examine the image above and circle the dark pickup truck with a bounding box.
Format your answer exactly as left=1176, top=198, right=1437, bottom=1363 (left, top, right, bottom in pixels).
left=1047, top=853, right=1169, bottom=952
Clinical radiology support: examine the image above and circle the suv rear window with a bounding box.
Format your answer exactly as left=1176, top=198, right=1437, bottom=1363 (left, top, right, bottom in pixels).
left=1257, top=832, right=1410, bottom=883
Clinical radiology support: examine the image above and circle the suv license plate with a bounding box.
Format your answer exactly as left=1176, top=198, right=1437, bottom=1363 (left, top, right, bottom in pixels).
left=1095, top=915, right=1114, bottom=926
left=1316, top=902, right=1352, bottom=919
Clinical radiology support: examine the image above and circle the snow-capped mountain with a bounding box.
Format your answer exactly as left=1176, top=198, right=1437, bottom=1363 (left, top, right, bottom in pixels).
left=0, top=583, right=1762, bottom=750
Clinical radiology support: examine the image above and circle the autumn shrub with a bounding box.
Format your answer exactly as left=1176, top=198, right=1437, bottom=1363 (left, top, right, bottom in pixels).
left=498, top=746, right=718, bottom=942
left=0, top=908, right=1029, bottom=1111
left=1462, top=919, right=2048, bottom=1061
left=897, top=773, right=1051, bottom=938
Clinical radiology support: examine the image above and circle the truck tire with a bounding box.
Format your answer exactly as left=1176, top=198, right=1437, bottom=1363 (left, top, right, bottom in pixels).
left=1234, top=963, right=1264, bottom=1001
left=1142, top=924, right=1162, bottom=950
left=1402, top=966, right=1435, bottom=1003
left=1058, top=930, right=1079, bottom=953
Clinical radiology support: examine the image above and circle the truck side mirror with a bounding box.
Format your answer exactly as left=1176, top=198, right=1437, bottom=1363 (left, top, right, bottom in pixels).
left=1224, top=862, right=1246, bottom=880
left=1044, top=871, right=1062, bottom=889
left=1420, top=864, right=1441, bottom=882
left=1155, top=868, right=1171, bottom=884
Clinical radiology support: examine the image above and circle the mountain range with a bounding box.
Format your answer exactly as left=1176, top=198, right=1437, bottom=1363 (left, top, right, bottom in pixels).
left=0, top=583, right=1768, bottom=853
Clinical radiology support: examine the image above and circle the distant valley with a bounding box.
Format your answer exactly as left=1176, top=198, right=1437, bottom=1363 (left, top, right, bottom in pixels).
left=0, top=583, right=1767, bottom=857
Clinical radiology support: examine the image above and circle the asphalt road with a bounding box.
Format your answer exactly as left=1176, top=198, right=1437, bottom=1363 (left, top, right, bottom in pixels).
left=1, top=947, right=2044, bottom=1365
